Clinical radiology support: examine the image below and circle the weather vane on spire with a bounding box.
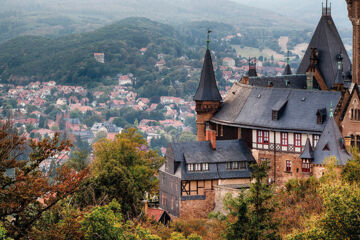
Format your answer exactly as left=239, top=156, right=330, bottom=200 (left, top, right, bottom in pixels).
left=207, top=29, right=212, bottom=50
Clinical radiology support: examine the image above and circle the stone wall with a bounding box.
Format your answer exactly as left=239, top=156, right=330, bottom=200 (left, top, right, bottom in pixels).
left=179, top=190, right=215, bottom=219
left=213, top=185, right=241, bottom=215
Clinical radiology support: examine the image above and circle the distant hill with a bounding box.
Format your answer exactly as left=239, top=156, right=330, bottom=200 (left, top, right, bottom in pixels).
left=0, top=18, right=183, bottom=90
left=0, top=0, right=310, bottom=43
left=231, top=0, right=351, bottom=29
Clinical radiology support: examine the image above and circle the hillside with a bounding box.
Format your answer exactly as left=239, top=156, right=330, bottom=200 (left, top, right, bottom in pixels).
left=0, top=0, right=310, bottom=43
left=0, top=18, right=183, bottom=91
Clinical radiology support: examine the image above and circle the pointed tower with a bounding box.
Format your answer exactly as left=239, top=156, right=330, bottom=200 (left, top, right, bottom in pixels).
left=346, top=0, right=360, bottom=84
left=297, top=1, right=352, bottom=89
left=248, top=57, right=257, bottom=77
left=313, top=106, right=351, bottom=165
left=194, top=31, right=222, bottom=141
left=283, top=51, right=292, bottom=75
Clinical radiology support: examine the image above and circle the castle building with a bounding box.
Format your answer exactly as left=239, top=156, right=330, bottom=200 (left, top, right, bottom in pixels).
left=159, top=2, right=360, bottom=218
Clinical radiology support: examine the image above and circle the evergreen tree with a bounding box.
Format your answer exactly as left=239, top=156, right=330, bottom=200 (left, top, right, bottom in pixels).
left=225, top=163, right=280, bottom=240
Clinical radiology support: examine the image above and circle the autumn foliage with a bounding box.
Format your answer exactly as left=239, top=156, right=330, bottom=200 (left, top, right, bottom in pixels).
left=0, top=121, right=88, bottom=239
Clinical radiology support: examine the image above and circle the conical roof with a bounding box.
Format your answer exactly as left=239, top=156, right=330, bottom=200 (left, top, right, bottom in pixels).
left=193, top=49, right=222, bottom=101
left=300, top=138, right=314, bottom=159
left=296, top=14, right=351, bottom=89
left=283, top=64, right=292, bottom=75
left=313, top=117, right=351, bottom=165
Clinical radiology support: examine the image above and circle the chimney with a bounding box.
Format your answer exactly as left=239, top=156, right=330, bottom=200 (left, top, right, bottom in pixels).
left=306, top=72, right=314, bottom=90
left=210, top=130, right=216, bottom=150
left=344, top=136, right=352, bottom=153
left=242, top=76, right=249, bottom=85
left=205, top=127, right=211, bottom=141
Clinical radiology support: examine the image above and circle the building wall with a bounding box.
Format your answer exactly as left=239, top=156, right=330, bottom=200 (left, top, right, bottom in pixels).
left=159, top=170, right=181, bottom=216
left=179, top=190, right=215, bottom=219
left=218, top=178, right=250, bottom=185
left=341, top=90, right=360, bottom=148
left=252, top=149, right=312, bottom=185
left=196, top=101, right=221, bottom=141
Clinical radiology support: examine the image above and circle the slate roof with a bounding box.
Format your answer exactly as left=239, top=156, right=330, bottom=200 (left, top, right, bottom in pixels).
left=212, top=83, right=342, bottom=133
left=300, top=138, right=314, bottom=159
left=313, top=117, right=351, bottom=165
left=193, top=49, right=222, bottom=101
left=248, top=75, right=307, bottom=89
left=296, top=14, right=351, bottom=89
left=167, top=140, right=255, bottom=181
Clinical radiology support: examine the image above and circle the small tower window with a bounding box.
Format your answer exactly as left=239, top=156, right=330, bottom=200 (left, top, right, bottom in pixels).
left=302, top=159, right=311, bottom=173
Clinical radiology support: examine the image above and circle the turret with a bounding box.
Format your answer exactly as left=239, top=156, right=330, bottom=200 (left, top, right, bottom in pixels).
left=194, top=31, right=222, bottom=141
left=248, top=57, right=257, bottom=77
left=283, top=51, right=292, bottom=75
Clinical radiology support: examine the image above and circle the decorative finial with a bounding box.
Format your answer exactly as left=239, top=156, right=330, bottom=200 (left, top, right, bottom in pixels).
left=207, top=29, right=212, bottom=50
left=286, top=51, right=290, bottom=65
left=329, top=101, right=334, bottom=118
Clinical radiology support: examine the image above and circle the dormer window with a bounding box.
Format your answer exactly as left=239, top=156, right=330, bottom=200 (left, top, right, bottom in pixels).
left=317, top=108, right=327, bottom=124
left=187, top=163, right=209, bottom=172
left=187, top=164, right=194, bottom=172
left=272, top=99, right=287, bottom=121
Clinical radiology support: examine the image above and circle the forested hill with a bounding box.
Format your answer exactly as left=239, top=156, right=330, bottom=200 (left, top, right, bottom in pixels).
left=0, top=17, right=183, bottom=89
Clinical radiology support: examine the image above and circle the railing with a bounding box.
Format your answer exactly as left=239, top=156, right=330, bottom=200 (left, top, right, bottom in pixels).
left=252, top=142, right=304, bottom=153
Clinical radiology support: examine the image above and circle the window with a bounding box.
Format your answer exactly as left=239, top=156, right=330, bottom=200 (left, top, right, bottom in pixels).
left=194, top=163, right=202, bottom=171
left=239, top=162, right=246, bottom=169
left=187, top=164, right=194, bottom=172
left=351, top=135, right=355, bottom=147
left=171, top=196, right=174, bottom=210
left=260, top=158, right=271, bottom=167
left=313, top=135, right=320, bottom=147
left=202, top=163, right=209, bottom=171
left=257, top=130, right=269, bottom=144
left=294, top=133, right=302, bottom=147
left=351, top=109, right=360, bottom=121
left=161, top=193, right=167, bottom=206
left=286, top=160, right=292, bottom=172
left=232, top=162, right=239, bottom=169
left=226, top=162, right=232, bottom=170
left=357, top=135, right=360, bottom=148
left=281, top=133, right=288, bottom=146
left=302, top=159, right=311, bottom=172
left=227, top=162, right=245, bottom=170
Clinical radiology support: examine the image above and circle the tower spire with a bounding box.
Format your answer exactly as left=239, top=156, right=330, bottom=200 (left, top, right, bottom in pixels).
left=207, top=30, right=212, bottom=50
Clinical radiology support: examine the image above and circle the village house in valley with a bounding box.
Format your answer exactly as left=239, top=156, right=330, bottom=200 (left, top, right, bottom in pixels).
left=159, top=3, right=360, bottom=218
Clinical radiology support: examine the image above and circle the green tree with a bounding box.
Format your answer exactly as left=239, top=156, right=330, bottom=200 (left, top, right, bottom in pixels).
left=77, top=128, right=164, bottom=218
left=342, top=147, right=360, bottom=183
left=224, top=163, right=280, bottom=240
left=81, top=200, right=125, bottom=240
left=67, top=151, right=89, bottom=172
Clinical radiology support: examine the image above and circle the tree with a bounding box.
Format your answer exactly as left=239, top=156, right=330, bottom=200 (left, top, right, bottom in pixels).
left=67, top=150, right=89, bottom=172
left=342, top=147, right=360, bottom=183
left=288, top=157, right=360, bottom=240
left=76, top=128, right=164, bottom=218
left=224, top=163, right=280, bottom=240
left=81, top=200, right=125, bottom=240
left=0, top=121, right=88, bottom=239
